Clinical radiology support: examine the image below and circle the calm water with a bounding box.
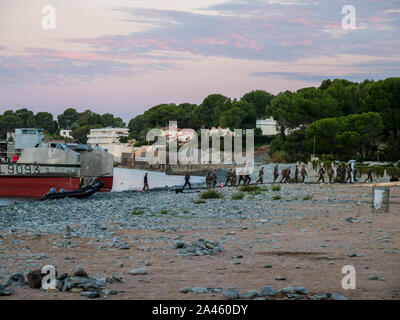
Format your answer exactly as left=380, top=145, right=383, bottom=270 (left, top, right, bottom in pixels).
left=112, top=168, right=204, bottom=192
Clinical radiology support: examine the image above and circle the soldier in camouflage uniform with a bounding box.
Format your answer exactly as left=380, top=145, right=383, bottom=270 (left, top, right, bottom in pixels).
left=238, top=170, right=246, bottom=186
left=353, top=167, right=358, bottom=182
left=364, top=167, right=373, bottom=183
left=336, top=164, right=342, bottom=183
left=212, top=170, right=217, bottom=188
left=256, top=167, right=264, bottom=184
left=244, top=169, right=251, bottom=185
left=225, top=169, right=233, bottom=187
left=232, top=169, right=237, bottom=186
left=344, top=164, right=353, bottom=184
left=301, top=165, right=307, bottom=183
left=284, top=167, right=291, bottom=183
left=318, top=167, right=326, bottom=183
left=206, top=172, right=212, bottom=190
left=327, top=167, right=334, bottom=184
left=341, top=164, right=346, bottom=183
left=273, top=164, right=279, bottom=183
left=279, top=168, right=287, bottom=183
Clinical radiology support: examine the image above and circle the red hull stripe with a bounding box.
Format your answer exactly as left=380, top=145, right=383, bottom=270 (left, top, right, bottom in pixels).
left=0, top=176, right=80, bottom=198
left=0, top=176, right=113, bottom=198
left=98, top=177, right=113, bottom=192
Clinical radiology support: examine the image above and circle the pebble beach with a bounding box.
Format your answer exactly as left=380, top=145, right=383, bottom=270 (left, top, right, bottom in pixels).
left=0, top=165, right=399, bottom=300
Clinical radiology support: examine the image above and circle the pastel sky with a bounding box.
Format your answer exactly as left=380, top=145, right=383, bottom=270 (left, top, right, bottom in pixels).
left=0, top=0, right=399, bottom=122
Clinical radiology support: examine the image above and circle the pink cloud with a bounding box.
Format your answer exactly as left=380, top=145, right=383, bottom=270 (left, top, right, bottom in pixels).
left=280, top=40, right=313, bottom=47
left=290, top=18, right=313, bottom=26
left=370, top=16, right=385, bottom=23
left=193, top=38, right=228, bottom=45
left=230, top=34, right=261, bottom=51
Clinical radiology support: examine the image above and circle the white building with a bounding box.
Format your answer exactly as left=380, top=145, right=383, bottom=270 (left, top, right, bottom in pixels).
left=256, top=118, right=280, bottom=136
left=87, top=127, right=132, bottom=163
left=59, top=129, right=72, bottom=139
left=160, top=126, right=197, bottom=145
left=209, top=127, right=235, bottom=137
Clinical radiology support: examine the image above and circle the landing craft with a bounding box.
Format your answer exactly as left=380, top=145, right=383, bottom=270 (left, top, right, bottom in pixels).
left=0, top=143, right=113, bottom=198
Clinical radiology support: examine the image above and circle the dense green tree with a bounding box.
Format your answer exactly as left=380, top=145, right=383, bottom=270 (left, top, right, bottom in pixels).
left=128, top=115, right=148, bottom=140
left=307, top=118, right=342, bottom=155
left=241, top=90, right=274, bottom=118
left=142, top=103, right=180, bottom=128
left=1, top=77, right=399, bottom=161
left=192, top=94, right=230, bottom=129
left=342, top=112, right=384, bottom=158
left=57, top=108, right=79, bottom=129
left=219, top=100, right=257, bottom=129
left=269, top=91, right=297, bottom=132
left=71, top=125, right=91, bottom=144
left=15, top=108, right=35, bottom=127
left=113, top=117, right=125, bottom=128
left=100, top=113, right=115, bottom=127
left=175, top=103, right=197, bottom=129
left=0, top=111, right=23, bottom=139
left=35, top=112, right=58, bottom=134
left=306, top=112, right=383, bottom=159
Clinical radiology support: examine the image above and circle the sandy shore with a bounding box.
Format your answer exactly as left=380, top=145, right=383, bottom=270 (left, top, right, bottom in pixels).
left=0, top=182, right=399, bottom=300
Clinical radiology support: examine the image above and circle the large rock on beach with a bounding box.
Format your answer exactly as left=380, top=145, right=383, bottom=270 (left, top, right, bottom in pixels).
left=26, top=270, right=45, bottom=289
left=71, top=266, right=88, bottom=278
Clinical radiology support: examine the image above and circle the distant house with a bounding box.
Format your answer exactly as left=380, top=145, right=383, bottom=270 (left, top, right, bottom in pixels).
left=133, top=145, right=152, bottom=162
left=209, top=127, right=235, bottom=137
left=256, top=118, right=297, bottom=136
left=87, top=127, right=132, bottom=163
left=256, top=118, right=280, bottom=136
left=160, top=126, right=196, bottom=145
left=59, top=129, right=72, bottom=139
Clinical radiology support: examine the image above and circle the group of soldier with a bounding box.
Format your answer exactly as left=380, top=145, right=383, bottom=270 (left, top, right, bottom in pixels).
left=274, top=164, right=308, bottom=184
left=204, top=163, right=375, bottom=189
left=205, top=164, right=307, bottom=189
left=142, top=162, right=381, bottom=192
left=206, top=169, right=253, bottom=189
left=317, top=163, right=374, bottom=184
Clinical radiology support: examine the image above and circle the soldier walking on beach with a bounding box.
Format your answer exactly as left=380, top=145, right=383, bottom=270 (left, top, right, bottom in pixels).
left=256, top=167, right=264, bottom=184
left=244, top=169, right=251, bottom=185
left=364, top=167, right=373, bottom=183
left=294, top=165, right=299, bottom=183
left=284, top=167, right=291, bottom=183
left=238, top=170, right=246, bottom=186
left=225, top=169, right=233, bottom=187
left=340, top=164, right=346, bottom=183
left=143, top=173, right=149, bottom=191
left=273, top=164, right=279, bottom=183
left=206, top=172, right=212, bottom=190
left=183, top=174, right=192, bottom=190
left=279, top=168, right=287, bottom=183
left=318, top=167, right=326, bottom=183
left=301, top=165, right=307, bottom=183
left=232, top=169, right=237, bottom=186
left=327, top=167, right=334, bottom=184
left=212, top=171, right=217, bottom=188
left=344, top=164, right=353, bottom=184
left=353, top=167, right=358, bottom=182
left=336, top=164, right=342, bottom=182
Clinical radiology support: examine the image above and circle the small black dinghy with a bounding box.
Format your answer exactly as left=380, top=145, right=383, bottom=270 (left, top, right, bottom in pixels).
left=39, top=181, right=105, bottom=201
